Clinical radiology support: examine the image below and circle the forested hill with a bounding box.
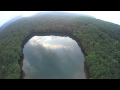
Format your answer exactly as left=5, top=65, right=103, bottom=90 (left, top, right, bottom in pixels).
left=0, top=12, right=120, bottom=79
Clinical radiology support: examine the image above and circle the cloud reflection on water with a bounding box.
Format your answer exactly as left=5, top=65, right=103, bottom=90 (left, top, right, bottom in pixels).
left=23, top=36, right=86, bottom=79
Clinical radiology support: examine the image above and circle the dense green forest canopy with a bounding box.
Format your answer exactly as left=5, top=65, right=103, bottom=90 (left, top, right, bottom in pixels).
left=0, top=12, right=120, bottom=79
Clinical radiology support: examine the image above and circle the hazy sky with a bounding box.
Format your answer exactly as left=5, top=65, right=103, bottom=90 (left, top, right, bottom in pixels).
left=0, top=11, right=120, bottom=27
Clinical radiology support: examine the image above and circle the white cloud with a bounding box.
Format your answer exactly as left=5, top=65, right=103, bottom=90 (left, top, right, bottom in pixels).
left=66, top=11, right=120, bottom=25
left=0, top=11, right=120, bottom=27
left=0, top=11, right=41, bottom=27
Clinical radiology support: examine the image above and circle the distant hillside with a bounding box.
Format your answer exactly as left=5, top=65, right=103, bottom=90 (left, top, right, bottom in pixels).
left=0, top=12, right=120, bottom=79
left=32, top=11, right=95, bottom=19
left=0, top=15, right=22, bottom=31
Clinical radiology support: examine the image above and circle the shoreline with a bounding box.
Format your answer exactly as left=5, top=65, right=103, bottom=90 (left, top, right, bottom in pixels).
left=19, top=31, right=90, bottom=79
left=19, top=52, right=25, bottom=79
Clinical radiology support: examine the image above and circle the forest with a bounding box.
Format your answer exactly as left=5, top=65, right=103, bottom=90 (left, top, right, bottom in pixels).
left=0, top=12, right=120, bottom=79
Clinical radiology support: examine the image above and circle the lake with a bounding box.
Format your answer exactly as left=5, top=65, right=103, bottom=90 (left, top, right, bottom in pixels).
left=22, top=35, right=86, bottom=79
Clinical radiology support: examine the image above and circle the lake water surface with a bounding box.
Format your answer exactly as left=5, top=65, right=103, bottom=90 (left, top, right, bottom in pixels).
left=22, top=35, right=86, bottom=79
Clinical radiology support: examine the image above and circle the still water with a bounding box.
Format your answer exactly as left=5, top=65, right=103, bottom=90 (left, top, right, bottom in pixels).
left=22, top=35, right=86, bottom=79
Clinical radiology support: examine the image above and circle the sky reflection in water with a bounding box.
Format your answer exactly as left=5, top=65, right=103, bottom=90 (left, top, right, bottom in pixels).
left=22, top=36, right=86, bottom=79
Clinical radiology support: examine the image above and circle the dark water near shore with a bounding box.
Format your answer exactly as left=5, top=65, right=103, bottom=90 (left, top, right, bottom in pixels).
left=22, top=35, right=87, bottom=79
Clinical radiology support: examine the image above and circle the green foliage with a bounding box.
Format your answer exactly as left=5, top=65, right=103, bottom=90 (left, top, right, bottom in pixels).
left=0, top=12, right=120, bottom=79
